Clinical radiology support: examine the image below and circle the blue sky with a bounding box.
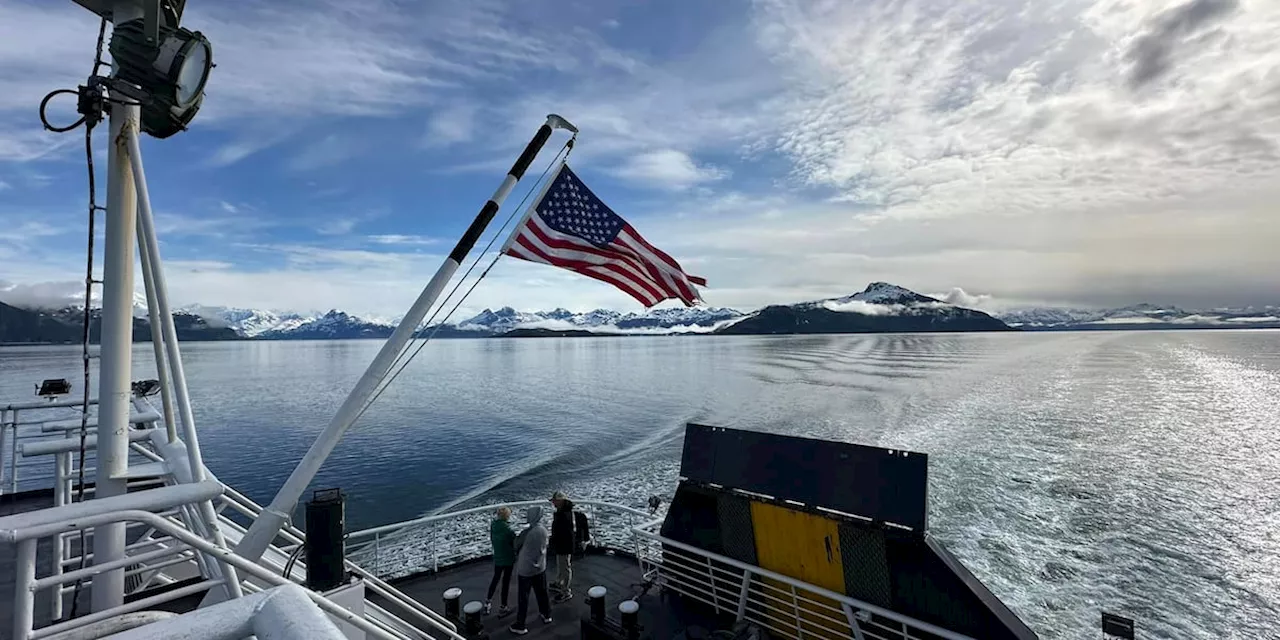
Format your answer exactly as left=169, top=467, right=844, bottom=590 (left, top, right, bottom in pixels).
left=2, top=0, right=1279, bottom=317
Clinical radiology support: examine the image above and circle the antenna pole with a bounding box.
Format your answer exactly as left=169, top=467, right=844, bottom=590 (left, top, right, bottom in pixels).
left=227, top=114, right=575, bottom=572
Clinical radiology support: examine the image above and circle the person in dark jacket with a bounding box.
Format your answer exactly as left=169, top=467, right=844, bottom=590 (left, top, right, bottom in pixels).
left=485, top=506, right=516, bottom=615
left=549, top=490, right=575, bottom=600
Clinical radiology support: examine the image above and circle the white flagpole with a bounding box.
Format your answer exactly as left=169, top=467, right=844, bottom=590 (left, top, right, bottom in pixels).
left=227, top=115, right=577, bottom=577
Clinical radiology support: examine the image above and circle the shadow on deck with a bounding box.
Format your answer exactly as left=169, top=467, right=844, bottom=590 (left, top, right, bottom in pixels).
left=378, top=551, right=723, bottom=639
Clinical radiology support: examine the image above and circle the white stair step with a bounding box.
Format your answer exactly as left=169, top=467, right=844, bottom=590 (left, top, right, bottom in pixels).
left=112, top=461, right=170, bottom=480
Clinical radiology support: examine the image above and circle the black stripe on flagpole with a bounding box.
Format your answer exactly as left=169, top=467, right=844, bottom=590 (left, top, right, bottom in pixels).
left=448, top=123, right=555, bottom=264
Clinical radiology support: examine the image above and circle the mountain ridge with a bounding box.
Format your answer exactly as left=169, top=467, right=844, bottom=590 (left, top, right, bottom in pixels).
left=5, top=284, right=1280, bottom=343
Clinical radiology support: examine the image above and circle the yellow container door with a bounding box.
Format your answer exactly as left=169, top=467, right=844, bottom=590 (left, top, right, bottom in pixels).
left=750, top=501, right=847, bottom=639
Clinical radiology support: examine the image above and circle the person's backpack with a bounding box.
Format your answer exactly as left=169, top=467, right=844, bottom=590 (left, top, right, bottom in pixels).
left=573, top=510, right=590, bottom=553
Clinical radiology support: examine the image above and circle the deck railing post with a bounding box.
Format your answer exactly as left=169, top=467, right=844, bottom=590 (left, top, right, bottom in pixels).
left=735, top=569, right=752, bottom=622
left=0, top=415, right=8, bottom=495
left=432, top=522, right=439, bottom=573
left=842, top=603, right=867, bottom=640
left=789, top=583, right=803, bottom=638
left=10, top=410, right=20, bottom=494
left=14, top=538, right=37, bottom=640
left=705, top=555, right=721, bottom=613
left=374, top=533, right=382, bottom=577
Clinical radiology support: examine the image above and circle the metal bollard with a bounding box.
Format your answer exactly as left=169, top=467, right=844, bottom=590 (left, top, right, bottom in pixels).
left=443, top=587, right=463, bottom=621
left=619, top=599, right=640, bottom=640
left=463, top=600, right=485, bottom=636
left=587, top=585, right=607, bottom=624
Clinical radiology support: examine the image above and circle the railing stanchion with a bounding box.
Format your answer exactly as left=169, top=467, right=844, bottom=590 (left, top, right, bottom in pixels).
left=14, top=538, right=36, bottom=640
left=705, top=555, right=721, bottom=613
left=10, top=409, right=20, bottom=494
left=735, top=569, right=752, bottom=622
left=843, top=603, right=867, bottom=640
left=0, top=416, right=8, bottom=496
left=432, top=522, right=439, bottom=573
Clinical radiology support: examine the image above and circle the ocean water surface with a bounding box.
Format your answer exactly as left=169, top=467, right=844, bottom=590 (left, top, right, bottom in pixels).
left=2, top=330, right=1277, bottom=638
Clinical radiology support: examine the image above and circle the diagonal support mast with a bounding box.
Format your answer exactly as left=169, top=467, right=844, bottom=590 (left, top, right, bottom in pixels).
left=227, top=114, right=577, bottom=572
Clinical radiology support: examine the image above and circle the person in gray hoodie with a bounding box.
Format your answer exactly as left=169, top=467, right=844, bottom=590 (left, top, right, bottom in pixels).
left=509, top=505, right=552, bottom=635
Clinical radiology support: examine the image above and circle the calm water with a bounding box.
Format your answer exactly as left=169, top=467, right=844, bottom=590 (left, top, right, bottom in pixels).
left=3, top=331, right=1278, bottom=638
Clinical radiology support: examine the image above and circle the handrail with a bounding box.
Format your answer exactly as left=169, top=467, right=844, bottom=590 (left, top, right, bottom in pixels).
left=2, top=398, right=99, bottom=411
left=0, top=481, right=223, bottom=542
left=632, top=522, right=976, bottom=640
left=7, top=508, right=452, bottom=640
left=215, top=485, right=461, bottom=635
left=348, top=498, right=651, bottom=540
left=98, top=584, right=347, bottom=640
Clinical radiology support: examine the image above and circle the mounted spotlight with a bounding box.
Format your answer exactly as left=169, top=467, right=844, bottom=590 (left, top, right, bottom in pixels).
left=108, top=17, right=212, bottom=138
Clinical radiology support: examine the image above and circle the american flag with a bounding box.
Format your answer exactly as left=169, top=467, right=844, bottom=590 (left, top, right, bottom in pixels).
left=502, top=165, right=706, bottom=307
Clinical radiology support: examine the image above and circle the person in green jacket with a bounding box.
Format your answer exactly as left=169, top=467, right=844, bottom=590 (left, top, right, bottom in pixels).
left=485, top=506, right=517, bottom=615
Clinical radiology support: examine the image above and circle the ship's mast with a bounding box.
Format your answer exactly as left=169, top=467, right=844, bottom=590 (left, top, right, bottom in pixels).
left=69, top=0, right=223, bottom=610
left=91, top=1, right=143, bottom=612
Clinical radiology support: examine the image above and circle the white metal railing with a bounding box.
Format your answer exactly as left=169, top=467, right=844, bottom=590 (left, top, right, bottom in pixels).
left=0, top=483, right=430, bottom=640
left=631, top=520, right=976, bottom=640
left=345, top=499, right=653, bottom=580
left=4, top=418, right=462, bottom=640
left=213, top=482, right=463, bottom=640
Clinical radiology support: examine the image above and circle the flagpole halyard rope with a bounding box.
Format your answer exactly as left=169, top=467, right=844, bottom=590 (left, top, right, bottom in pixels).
left=352, top=137, right=575, bottom=422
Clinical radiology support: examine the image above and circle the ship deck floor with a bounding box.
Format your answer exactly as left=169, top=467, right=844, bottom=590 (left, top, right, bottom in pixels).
left=380, top=551, right=722, bottom=639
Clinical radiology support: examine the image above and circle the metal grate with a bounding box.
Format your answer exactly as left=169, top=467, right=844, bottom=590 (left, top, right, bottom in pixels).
left=839, top=522, right=893, bottom=609
left=716, top=492, right=758, bottom=565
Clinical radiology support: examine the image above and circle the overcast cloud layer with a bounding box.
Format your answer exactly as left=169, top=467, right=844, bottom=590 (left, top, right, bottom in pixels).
left=1, top=0, right=1277, bottom=316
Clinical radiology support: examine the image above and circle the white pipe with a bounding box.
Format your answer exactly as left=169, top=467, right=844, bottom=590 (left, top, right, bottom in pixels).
left=0, top=481, right=223, bottom=543
left=46, top=612, right=177, bottom=640
left=136, top=236, right=178, bottom=442
left=52, top=451, right=68, bottom=621
left=39, top=411, right=160, bottom=432
left=93, top=93, right=140, bottom=614
left=2, top=399, right=99, bottom=411
left=26, top=509, right=450, bottom=640
left=125, top=126, right=242, bottom=601
left=123, top=128, right=205, bottom=485
left=14, top=539, right=36, bottom=640
left=101, top=584, right=346, bottom=640
left=21, top=430, right=158, bottom=457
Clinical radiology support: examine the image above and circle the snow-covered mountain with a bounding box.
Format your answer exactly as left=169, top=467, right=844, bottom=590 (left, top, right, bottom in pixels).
left=720, top=282, right=1011, bottom=335
left=445, top=305, right=744, bottom=336
left=168, top=288, right=1280, bottom=341
left=996, top=303, right=1280, bottom=329
left=257, top=310, right=395, bottom=340
left=182, top=305, right=313, bottom=337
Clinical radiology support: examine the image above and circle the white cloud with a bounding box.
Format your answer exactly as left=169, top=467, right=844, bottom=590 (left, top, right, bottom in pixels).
left=424, top=104, right=477, bottom=148
left=610, top=150, right=729, bottom=189
left=367, top=235, right=439, bottom=246
left=937, top=287, right=992, bottom=311
left=0, top=279, right=86, bottom=309
left=821, top=300, right=901, bottom=315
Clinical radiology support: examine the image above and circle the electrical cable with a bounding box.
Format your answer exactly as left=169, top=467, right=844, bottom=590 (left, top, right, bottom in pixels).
left=66, top=15, right=109, bottom=621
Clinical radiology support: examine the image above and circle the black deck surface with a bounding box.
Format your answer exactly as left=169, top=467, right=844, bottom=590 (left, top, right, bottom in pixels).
left=379, top=552, right=726, bottom=639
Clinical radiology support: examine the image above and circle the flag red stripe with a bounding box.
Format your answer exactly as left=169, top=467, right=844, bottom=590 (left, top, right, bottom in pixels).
left=523, top=216, right=670, bottom=296
left=506, top=246, right=660, bottom=307
left=510, top=231, right=666, bottom=305
left=614, top=229, right=697, bottom=304
left=519, top=219, right=671, bottom=303
left=619, top=224, right=705, bottom=286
